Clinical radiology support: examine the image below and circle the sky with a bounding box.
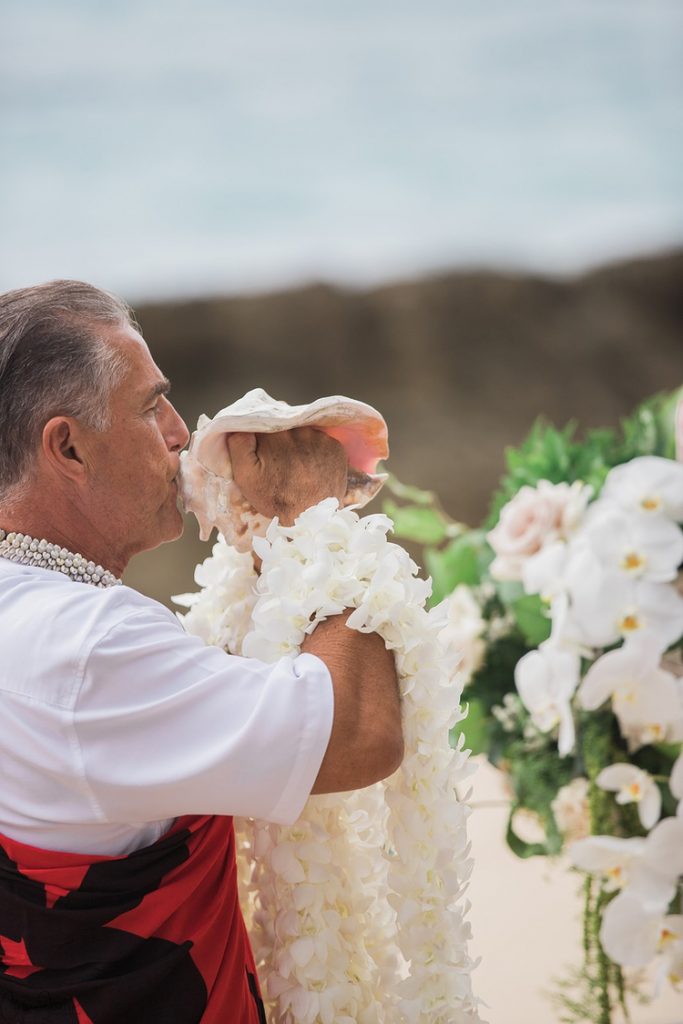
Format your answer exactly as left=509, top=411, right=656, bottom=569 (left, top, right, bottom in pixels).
left=1, top=0, right=682, bottom=300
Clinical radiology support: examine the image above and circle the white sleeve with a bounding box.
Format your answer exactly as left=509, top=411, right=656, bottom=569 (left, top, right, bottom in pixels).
left=74, top=606, right=334, bottom=826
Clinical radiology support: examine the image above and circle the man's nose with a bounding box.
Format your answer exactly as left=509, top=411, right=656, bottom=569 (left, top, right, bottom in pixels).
left=167, top=402, right=191, bottom=452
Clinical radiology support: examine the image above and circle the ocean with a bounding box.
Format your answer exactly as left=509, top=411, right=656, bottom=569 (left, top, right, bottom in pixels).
left=1, top=0, right=682, bottom=300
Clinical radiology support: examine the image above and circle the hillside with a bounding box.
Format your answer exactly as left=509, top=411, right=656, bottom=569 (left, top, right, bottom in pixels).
left=125, top=250, right=683, bottom=603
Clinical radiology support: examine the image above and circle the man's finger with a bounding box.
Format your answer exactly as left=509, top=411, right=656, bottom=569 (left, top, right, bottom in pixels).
left=226, top=432, right=259, bottom=466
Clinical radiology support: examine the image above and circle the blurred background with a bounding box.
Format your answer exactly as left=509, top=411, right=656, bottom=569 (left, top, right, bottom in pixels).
left=2, top=3, right=683, bottom=1020
left=2, top=0, right=682, bottom=604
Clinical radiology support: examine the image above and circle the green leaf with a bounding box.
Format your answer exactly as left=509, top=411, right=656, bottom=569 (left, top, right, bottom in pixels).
left=505, top=811, right=548, bottom=859
left=383, top=501, right=447, bottom=545
left=451, top=697, right=489, bottom=756
left=382, top=473, right=439, bottom=506
left=424, top=533, right=481, bottom=602
left=511, top=593, right=552, bottom=646
left=495, top=579, right=525, bottom=608
left=652, top=740, right=683, bottom=763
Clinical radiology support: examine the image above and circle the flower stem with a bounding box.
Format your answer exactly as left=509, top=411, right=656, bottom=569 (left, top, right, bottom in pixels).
left=580, top=711, right=618, bottom=1023
left=582, top=874, right=593, bottom=969
left=595, top=885, right=612, bottom=1024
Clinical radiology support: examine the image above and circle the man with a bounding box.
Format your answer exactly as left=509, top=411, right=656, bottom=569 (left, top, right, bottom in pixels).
left=0, top=280, right=402, bottom=1022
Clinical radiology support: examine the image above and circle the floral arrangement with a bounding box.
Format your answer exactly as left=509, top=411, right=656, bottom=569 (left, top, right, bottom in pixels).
left=384, top=388, right=683, bottom=1022
left=176, top=499, right=481, bottom=1024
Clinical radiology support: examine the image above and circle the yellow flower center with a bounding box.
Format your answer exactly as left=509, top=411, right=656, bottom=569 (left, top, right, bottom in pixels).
left=659, top=928, right=679, bottom=949
left=641, top=495, right=661, bottom=511
left=621, top=551, right=645, bottom=572
left=607, top=865, right=623, bottom=882
left=619, top=613, right=641, bottom=633
left=627, top=781, right=642, bottom=799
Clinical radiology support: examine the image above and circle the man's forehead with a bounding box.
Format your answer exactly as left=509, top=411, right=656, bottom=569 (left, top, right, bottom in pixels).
left=106, top=325, right=169, bottom=400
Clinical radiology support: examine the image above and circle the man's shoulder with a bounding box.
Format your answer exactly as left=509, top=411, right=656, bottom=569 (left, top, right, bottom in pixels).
left=0, top=559, right=174, bottom=622
left=0, top=561, right=182, bottom=705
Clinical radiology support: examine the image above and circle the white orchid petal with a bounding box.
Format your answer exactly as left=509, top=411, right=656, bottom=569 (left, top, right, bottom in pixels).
left=628, top=863, right=677, bottom=910
left=643, top=817, right=683, bottom=879
left=568, top=835, right=645, bottom=877
left=222, top=499, right=481, bottom=1020
left=578, top=646, right=627, bottom=711
left=557, top=703, right=576, bottom=758
left=600, top=891, right=662, bottom=966
left=597, top=764, right=640, bottom=790
left=670, top=753, right=683, bottom=801
left=638, top=785, right=662, bottom=831
left=600, top=456, right=683, bottom=521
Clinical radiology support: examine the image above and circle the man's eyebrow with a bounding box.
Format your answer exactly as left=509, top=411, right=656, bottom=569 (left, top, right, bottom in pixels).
left=143, top=379, right=172, bottom=404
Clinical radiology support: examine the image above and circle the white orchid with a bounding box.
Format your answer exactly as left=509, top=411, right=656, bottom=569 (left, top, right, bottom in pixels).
left=571, top=816, right=683, bottom=911
left=579, top=502, right=683, bottom=583
left=599, top=455, right=683, bottom=522
left=183, top=499, right=481, bottom=1023
left=597, top=822, right=683, bottom=973
left=514, top=645, right=580, bottom=756
left=630, top=816, right=683, bottom=907
left=601, top=893, right=682, bottom=968
left=564, top=543, right=683, bottom=649
left=569, top=835, right=647, bottom=891
left=671, top=752, right=683, bottom=818
left=578, top=640, right=683, bottom=751
left=655, top=917, right=683, bottom=992
left=174, top=535, right=258, bottom=654
left=596, top=764, right=662, bottom=830
left=522, top=538, right=574, bottom=605
left=546, top=589, right=593, bottom=658
left=430, top=585, right=486, bottom=685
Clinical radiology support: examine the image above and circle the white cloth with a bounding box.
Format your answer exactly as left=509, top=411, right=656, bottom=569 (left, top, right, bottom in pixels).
left=0, top=558, right=334, bottom=856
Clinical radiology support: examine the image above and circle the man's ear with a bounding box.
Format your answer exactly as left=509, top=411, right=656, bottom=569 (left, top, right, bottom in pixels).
left=41, top=416, right=88, bottom=483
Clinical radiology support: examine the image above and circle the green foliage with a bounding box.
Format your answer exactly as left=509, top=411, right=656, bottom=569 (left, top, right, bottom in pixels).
left=510, top=593, right=552, bottom=646
left=484, top=385, right=682, bottom=530
left=381, top=473, right=440, bottom=507
left=548, top=952, right=640, bottom=1024
left=505, top=739, right=575, bottom=856
left=505, top=815, right=549, bottom=859
left=618, top=385, right=682, bottom=462
left=424, top=531, right=489, bottom=603
left=383, top=500, right=448, bottom=545
left=485, top=420, right=581, bottom=528
left=455, top=631, right=529, bottom=762
left=453, top=697, right=488, bottom=756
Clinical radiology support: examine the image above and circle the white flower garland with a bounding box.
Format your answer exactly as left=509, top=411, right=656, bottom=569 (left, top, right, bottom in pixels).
left=481, top=457, right=683, bottom=992
left=177, top=498, right=481, bottom=1023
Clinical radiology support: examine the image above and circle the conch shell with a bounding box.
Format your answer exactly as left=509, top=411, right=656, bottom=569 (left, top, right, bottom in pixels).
left=178, top=388, right=389, bottom=550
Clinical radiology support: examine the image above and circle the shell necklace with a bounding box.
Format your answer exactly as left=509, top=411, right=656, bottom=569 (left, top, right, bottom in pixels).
left=0, top=529, right=122, bottom=588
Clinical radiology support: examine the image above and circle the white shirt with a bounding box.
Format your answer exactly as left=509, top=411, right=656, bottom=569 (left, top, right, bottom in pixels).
left=0, top=558, right=334, bottom=856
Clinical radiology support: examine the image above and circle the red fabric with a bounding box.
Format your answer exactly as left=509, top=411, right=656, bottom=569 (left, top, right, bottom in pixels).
left=0, top=815, right=265, bottom=1023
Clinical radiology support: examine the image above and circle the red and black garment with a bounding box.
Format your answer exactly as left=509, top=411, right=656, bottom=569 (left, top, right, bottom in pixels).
left=0, top=814, right=266, bottom=1023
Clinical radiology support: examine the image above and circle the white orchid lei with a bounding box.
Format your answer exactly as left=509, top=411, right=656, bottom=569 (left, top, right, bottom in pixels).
left=176, top=498, right=481, bottom=1023
left=382, top=389, right=683, bottom=1020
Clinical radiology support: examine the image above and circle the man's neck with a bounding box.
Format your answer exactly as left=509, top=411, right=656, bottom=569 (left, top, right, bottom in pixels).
left=0, top=495, right=127, bottom=578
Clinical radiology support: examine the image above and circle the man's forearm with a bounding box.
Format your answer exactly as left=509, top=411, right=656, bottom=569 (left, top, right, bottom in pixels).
left=302, top=611, right=404, bottom=794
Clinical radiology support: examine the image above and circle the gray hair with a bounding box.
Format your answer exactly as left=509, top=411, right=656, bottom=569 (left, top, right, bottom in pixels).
left=0, top=280, right=136, bottom=502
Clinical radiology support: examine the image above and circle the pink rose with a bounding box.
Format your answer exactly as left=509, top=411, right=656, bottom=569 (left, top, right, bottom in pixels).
left=487, top=480, right=590, bottom=581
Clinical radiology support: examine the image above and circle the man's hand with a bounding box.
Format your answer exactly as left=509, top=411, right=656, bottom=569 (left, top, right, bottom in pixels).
left=226, top=427, right=348, bottom=525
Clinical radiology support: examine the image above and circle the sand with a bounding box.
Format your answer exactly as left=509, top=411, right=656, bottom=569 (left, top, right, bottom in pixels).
left=467, top=758, right=683, bottom=1024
